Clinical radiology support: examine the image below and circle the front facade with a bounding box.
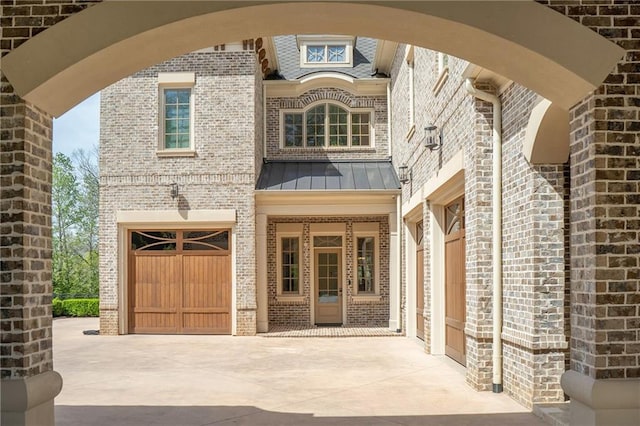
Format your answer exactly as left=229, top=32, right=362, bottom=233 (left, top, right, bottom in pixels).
left=2, top=3, right=639, bottom=426
left=97, top=35, right=575, bottom=409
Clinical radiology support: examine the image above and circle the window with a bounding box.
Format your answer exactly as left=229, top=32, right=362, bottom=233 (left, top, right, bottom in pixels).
left=158, top=72, right=195, bottom=154
left=282, top=103, right=372, bottom=149
left=281, top=237, right=300, bottom=293
left=353, top=223, right=379, bottom=295
left=298, top=35, right=354, bottom=68
left=163, top=88, right=192, bottom=149
left=356, top=237, right=375, bottom=293
left=276, top=223, right=303, bottom=296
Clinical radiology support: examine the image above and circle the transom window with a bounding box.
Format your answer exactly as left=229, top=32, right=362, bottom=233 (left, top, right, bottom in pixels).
left=306, top=45, right=347, bottom=64
left=283, top=103, right=372, bottom=149
left=298, top=35, right=354, bottom=68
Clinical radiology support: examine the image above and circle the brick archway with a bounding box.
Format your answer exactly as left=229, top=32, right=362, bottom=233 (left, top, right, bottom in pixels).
left=1, top=2, right=638, bottom=425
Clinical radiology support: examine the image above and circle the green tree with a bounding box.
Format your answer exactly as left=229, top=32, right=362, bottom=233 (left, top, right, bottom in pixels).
left=52, top=148, right=99, bottom=297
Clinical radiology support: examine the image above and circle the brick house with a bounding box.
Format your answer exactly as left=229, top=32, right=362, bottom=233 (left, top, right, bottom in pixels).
left=2, top=2, right=638, bottom=425
left=99, top=34, right=580, bottom=408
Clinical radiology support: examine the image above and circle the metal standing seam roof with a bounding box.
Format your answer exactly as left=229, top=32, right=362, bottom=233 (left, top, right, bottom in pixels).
left=256, top=161, right=401, bottom=191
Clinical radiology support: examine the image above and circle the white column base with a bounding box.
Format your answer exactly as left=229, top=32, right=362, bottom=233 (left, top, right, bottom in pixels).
left=561, top=370, right=640, bottom=426
left=1, top=370, right=63, bottom=426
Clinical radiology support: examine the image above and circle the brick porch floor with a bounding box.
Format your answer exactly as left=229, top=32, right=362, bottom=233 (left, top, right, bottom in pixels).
left=262, top=325, right=403, bottom=338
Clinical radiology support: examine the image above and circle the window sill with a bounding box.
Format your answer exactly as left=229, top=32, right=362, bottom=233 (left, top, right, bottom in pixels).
left=156, top=149, right=196, bottom=158
left=275, top=295, right=306, bottom=304
left=351, top=295, right=383, bottom=304
left=433, top=67, right=449, bottom=96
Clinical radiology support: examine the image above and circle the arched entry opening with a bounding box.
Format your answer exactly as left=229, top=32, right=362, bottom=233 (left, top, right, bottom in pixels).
left=1, top=2, right=630, bottom=426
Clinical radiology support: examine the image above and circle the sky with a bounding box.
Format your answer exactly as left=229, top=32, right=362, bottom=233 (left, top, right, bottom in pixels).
left=52, top=92, right=101, bottom=157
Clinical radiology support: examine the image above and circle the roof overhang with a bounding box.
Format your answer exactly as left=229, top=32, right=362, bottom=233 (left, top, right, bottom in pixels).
left=256, top=190, right=399, bottom=215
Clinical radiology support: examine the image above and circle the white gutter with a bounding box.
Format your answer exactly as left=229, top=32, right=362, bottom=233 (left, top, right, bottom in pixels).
left=387, top=80, right=392, bottom=158
left=262, top=82, right=267, bottom=160
left=465, top=78, right=503, bottom=393
left=396, top=194, right=402, bottom=332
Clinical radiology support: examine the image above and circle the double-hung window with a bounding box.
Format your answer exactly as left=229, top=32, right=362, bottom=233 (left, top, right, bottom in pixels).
left=282, top=103, right=372, bottom=149
left=158, top=72, right=195, bottom=154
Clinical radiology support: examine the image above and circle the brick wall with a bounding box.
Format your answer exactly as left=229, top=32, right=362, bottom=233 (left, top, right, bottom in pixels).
left=390, top=44, right=571, bottom=405
left=538, top=0, right=640, bottom=381
left=267, top=216, right=390, bottom=327
left=1, top=0, right=100, bottom=379
left=99, top=49, right=259, bottom=335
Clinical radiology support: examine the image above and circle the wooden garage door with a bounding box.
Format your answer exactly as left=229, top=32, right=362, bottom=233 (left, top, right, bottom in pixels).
left=128, top=230, right=231, bottom=334
left=445, top=197, right=466, bottom=366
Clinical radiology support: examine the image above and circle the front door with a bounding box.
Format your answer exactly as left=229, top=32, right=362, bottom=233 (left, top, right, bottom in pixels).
left=315, top=249, right=342, bottom=325
left=416, top=221, right=425, bottom=340
left=445, top=197, right=466, bottom=365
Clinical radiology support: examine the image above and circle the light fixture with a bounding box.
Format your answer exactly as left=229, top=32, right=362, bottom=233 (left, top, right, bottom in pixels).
left=398, top=164, right=411, bottom=184
left=170, top=183, right=179, bottom=199
left=423, top=124, right=442, bottom=151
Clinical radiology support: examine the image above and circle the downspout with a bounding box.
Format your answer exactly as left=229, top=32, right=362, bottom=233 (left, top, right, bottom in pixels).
left=465, top=78, right=503, bottom=393
left=263, top=82, right=267, bottom=160
left=396, top=194, right=402, bottom=333
left=387, top=80, right=392, bottom=158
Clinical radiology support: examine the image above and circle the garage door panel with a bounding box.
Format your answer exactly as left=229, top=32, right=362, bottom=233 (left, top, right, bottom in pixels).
left=129, top=229, right=231, bottom=335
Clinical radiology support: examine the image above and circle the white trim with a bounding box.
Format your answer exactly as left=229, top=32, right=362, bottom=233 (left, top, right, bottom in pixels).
left=402, top=149, right=464, bottom=218
left=429, top=204, right=446, bottom=355
left=256, top=214, right=268, bottom=332
left=116, top=209, right=236, bottom=224
left=279, top=100, right=375, bottom=149
left=276, top=223, right=303, bottom=296
left=264, top=76, right=389, bottom=98
left=404, top=220, right=416, bottom=339
left=115, top=209, right=238, bottom=335
left=158, top=72, right=195, bottom=84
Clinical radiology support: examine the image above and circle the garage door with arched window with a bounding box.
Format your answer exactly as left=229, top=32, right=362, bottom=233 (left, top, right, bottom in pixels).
left=128, top=229, right=231, bottom=334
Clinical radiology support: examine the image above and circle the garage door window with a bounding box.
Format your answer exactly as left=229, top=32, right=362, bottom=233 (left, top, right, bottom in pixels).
left=130, top=230, right=229, bottom=252
left=183, top=230, right=229, bottom=251
left=131, top=231, right=177, bottom=251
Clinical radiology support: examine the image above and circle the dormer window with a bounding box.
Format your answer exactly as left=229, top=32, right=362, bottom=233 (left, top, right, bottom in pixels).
left=298, top=35, right=354, bottom=68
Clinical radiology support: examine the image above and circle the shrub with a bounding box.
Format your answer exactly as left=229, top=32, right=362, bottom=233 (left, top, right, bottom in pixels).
left=60, top=298, right=99, bottom=317
left=52, top=298, right=65, bottom=317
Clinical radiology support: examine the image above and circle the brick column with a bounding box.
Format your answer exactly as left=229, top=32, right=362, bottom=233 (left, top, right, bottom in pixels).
left=535, top=1, right=640, bottom=424
left=464, top=90, right=494, bottom=391
left=0, top=75, right=61, bottom=425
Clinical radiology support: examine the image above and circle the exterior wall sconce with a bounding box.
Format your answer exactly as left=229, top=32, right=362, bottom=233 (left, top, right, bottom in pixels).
left=398, top=164, right=411, bottom=184
left=424, top=124, right=442, bottom=151
left=170, top=183, right=179, bottom=199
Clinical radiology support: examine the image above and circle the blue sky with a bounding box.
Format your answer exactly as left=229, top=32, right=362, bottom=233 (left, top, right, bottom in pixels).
left=52, top=92, right=100, bottom=157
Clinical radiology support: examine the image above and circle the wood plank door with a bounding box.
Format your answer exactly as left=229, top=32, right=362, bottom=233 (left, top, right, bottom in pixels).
left=128, top=229, right=231, bottom=334
left=315, top=249, right=342, bottom=325
left=445, top=197, right=466, bottom=366
left=416, top=221, right=425, bottom=340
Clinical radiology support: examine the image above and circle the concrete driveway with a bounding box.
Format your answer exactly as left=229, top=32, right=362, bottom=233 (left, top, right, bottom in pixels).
left=54, top=318, right=546, bottom=425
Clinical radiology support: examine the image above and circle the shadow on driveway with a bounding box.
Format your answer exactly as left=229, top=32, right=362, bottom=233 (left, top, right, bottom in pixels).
left=56, top=405, right=546, bottom=425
